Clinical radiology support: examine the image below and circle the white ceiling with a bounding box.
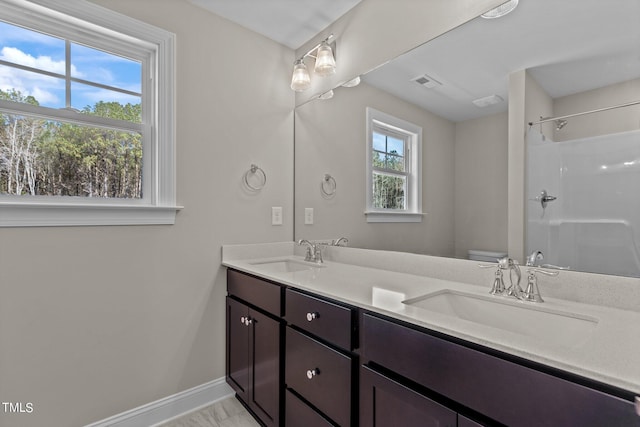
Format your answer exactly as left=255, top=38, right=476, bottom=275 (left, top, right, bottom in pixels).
left=363, top=0, right=640, bottom=122
left=188, top=0, right=362, bottom=49
left=190, top=0, right=640, bottom=122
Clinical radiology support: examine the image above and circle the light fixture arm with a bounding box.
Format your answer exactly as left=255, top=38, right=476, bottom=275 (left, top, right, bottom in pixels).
left=295, top=34, right=336, bottom=64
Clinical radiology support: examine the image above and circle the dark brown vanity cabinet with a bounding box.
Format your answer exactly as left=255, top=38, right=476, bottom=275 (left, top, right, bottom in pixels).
left=226, top=270, right=284, bottom=427
left=284, top=289, right=357, bottom=426
left=361, top=312, right=640, bottom=427
left=360, top=365, right=457, bottom=427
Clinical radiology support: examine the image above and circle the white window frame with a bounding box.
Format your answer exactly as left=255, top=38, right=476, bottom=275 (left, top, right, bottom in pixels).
left=0, top=0, right=179, bottom=226
left=365, top=107, right=422, bottom=223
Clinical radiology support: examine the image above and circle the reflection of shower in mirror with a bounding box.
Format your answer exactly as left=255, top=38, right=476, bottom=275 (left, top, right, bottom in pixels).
left=527, top=128, right=640, bottom=277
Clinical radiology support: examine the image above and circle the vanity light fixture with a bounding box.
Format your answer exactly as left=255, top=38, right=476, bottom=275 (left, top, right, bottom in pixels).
left=290, top=34, right=336, bottom=92
left=290, top=59, right=311, bottom=92
left=318, top=89, right=334, bottom=100
left=342, top=75, right=361, bottom=88
left=481, top=0, right=519, bottom=19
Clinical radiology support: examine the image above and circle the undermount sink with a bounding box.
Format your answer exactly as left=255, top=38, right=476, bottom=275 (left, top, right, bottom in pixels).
left=403, top=290, right=598, bottom=348
left=250, top=259, right=323, bottom=273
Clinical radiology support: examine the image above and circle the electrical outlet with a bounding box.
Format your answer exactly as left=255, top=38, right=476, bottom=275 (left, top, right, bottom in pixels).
left=271, top=207, right=283, bottom=225
left=304, top=208, right=314, bottom=225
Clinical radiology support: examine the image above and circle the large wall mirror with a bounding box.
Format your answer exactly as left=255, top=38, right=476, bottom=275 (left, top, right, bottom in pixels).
left=294, top=0, right=640, bottom=278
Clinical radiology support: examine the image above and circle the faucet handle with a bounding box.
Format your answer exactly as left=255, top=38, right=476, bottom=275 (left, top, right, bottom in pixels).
left=523, top=268, right=559, bottom=303
left=489, top=267, right=506, bottom=295
left=478, top=261, right=507, bottom=295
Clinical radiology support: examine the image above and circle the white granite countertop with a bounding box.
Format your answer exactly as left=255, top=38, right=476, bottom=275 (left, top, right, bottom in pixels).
left=222, top=242, right=640, bottom=397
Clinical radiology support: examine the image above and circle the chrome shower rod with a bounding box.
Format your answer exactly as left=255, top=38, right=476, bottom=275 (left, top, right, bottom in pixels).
left=528, top=99, right=640, bottom=126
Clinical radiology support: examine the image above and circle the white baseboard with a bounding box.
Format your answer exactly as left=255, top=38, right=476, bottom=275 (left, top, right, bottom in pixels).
left=85, top=377, right=234, bottom=427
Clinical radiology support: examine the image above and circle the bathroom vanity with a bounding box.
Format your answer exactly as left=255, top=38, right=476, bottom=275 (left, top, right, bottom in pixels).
left=223, top=243, right=640, bottom=426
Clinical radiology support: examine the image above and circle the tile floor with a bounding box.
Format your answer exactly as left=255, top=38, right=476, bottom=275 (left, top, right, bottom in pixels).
left=158, top=396, right=260, bottom=427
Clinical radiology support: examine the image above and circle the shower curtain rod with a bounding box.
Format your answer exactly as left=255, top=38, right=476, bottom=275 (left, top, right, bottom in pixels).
left=528, top=99, right=640, bottom=126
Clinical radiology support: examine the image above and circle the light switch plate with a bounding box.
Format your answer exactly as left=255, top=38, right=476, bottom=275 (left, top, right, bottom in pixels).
left=271, top=207, right=283, bottom=225
left=304, top=208, right=314, bottom=225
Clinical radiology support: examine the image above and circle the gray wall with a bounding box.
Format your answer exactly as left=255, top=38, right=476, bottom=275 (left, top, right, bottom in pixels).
left=295, top=82, right=456, bottom=255
left=0, top=0, right=508, bottom=426
left=0, top=1, right=294, bottom=426
left=454, top=112, right=508, bottom=258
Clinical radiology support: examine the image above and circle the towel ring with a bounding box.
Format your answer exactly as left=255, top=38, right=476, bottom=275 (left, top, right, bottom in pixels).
left=321, top=174, right=336, bottom=196
left=244, top=164, right=267, bottom=191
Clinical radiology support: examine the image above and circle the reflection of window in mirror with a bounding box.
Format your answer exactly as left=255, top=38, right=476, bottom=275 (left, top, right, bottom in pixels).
left=365, top=108, right=422, bottom=223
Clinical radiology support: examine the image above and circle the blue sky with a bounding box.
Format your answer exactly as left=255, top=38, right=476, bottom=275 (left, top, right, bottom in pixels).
left=0, top=20, right=141, bottom=109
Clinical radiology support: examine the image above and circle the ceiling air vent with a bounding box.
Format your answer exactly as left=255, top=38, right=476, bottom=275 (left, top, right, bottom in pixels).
left=472, top=94, right=503, bottom=107
left=412, top=74, right=442, bottom=89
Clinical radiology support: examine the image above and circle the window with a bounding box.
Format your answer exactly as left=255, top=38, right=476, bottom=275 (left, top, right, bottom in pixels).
left=366, top=107, right=422, bottom=222
left=0, top=0, right=177, bottom=226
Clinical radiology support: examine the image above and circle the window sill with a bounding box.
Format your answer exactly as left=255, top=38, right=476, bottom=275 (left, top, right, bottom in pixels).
left=365, top=211, right=424, bottom=223
left=0, top=202, right=183, bottom=227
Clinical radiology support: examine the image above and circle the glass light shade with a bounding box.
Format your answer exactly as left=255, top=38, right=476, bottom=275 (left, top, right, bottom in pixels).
left=481, top=0, right=518, bottom=18
left=290, top=61, right=311, bottom=92
left=314, top=43, right=336, bottom=76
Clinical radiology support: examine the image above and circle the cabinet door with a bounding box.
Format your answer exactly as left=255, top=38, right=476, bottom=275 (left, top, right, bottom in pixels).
left=226, top=297, right=249, bottom=400
left=360, top=365, right=456, bottom=427
left=249, top=308, right=281, bottom=427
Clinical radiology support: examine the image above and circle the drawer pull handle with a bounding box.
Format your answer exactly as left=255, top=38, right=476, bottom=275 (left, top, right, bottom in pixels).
left=306, top=312, right=319, bottom=322
left=306, top=368, right=319, bottom=380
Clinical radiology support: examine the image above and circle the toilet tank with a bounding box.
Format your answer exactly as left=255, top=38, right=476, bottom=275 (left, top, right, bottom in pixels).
left=468, top=250, right=507, bottom=263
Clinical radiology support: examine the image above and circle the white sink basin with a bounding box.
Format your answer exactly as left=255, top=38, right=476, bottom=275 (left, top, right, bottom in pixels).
left=249, top=259, right=323, bottom=273
left=403, top=290, right=598, bottom=348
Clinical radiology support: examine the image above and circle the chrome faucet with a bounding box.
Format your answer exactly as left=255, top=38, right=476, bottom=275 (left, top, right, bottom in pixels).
left=501, top=257, right=524, bottom=300
left=479, top=256, right=522, bottom=298
left=297, top=239, right=323, bottom=263
left=480, top=255, right=559, bottom=302
left=526, top=250, right=544, bottom=267
left=332, top=237, right=349, bottom=246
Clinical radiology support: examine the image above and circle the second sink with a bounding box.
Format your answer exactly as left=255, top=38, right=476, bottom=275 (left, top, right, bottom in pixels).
left=250, top=258, right=323, bottom=273
left=403, top=290, right=598, bottom=348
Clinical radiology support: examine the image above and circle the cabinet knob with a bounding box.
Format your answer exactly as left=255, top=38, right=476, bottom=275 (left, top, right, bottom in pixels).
left=240, top=316, right=246, bottom=325
left=306, top=312, right=319, bottom=322
left=244, top=317, right=252, bottom=326
left=306, top=368, right=319, bottom=380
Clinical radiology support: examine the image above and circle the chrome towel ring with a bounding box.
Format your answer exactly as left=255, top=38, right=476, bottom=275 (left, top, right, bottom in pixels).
left=244, top=164, right=267, bottom=191
left=321, top=174, right=336, bottom=196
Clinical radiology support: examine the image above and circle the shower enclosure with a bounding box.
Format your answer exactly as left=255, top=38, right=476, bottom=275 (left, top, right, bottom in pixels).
left=527, top=126, right=640, bottom=277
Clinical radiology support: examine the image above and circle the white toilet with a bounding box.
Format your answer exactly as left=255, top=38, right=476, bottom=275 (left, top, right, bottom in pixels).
left=468, top=249, right=507, bottom=263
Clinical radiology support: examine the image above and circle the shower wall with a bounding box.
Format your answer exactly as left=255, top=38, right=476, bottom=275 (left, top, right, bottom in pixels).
left=527, top=130, right=640, bottom=277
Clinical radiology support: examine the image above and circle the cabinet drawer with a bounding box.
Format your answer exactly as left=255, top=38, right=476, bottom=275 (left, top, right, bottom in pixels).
left=362, top=313, right=640, bottom=427
left=286, top=327, right=352, bottom=426
left=227, top=269, right=282, bottom=316
left=285, top=288, right=353, bottom=349
left=285, top=389, right=334, bottom=427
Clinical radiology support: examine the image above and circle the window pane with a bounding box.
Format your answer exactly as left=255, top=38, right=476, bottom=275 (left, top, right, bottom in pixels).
left=372, top=132, right=386, bottom=152
left=373, top=172, right=406, bottom=209
left=0, top=21, right=66, bottom=74
left=387, top=136, right=404, bottom=155
left=0, top=113, right=142, bottom=198
left=386, top=153, right=405, bottom=172
left=71, top=43, right=141, bottom=93
left=372, top=150, right=385, bottom=168
left=0, top=65, right=65, bottom=108
left=71, top=81, right=141, bottom=122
